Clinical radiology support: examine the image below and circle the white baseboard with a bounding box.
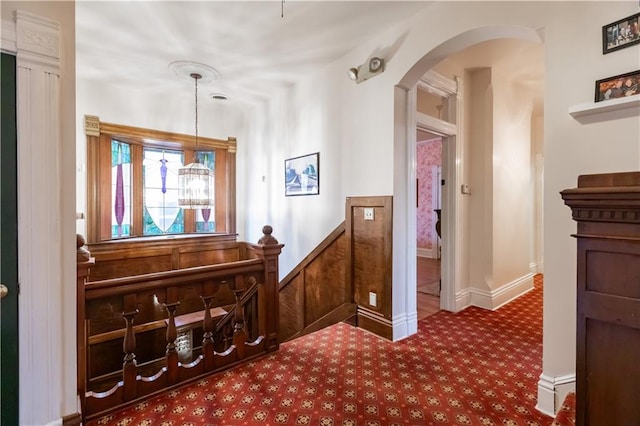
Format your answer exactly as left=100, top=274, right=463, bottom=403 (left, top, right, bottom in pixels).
left=536, top=373, right=575, bottom=416
left=529, top=262, right=538, bottom=274
left=390, top=311, right=418, bottom=342
left=468, top=273, right=534, bottom=310
left=417, top=247, right=435, bottom=258
left=455, top=288, right=471, bottom=312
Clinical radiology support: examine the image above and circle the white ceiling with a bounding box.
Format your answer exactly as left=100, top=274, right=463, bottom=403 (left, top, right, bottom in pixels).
left=77, top=1, right=543, bottom=112
left=76, top=1, right=432, bottom=107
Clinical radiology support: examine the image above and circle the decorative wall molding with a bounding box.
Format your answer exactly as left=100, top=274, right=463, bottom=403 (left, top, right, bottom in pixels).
left=455, top=288, right=471, bottom=312
left=417, top=247, right=435, bottom=258
left=529, top=262, right=538, bottom=274
left=536, top=373, right=576, bottom=417
left=15, top=11, right=60, bottom=72
left=9, top=9, right=68, bottom=426
left=468, top=273, right=534, bottom=311
left=419, top=70, right=458, bottom=98
left=1, top=17, right=17, bottom=52
left=416, top=111, right=457, bottom=136
left=83, top=114, right=100, bottom=137
left=571, top=207, right=640, bottom=223
left=394, top=310, right=418, bottom=342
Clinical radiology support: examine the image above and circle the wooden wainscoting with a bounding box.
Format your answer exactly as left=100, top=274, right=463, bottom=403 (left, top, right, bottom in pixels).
left=279, top=196, right=394, bottom=342
left=278, top=223, right=355, bottom=342
left=86, top=233, right=242, bottom=281
left=346, top=196, right=393, bottom=340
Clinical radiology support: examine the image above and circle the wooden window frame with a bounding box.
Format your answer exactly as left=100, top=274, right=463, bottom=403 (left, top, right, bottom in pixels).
left=84, top=115, right=236, bottom=243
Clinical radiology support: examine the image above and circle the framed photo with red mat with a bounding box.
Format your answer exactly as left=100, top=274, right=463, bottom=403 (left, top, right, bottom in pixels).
left=594, top=69, right=639, bottom=102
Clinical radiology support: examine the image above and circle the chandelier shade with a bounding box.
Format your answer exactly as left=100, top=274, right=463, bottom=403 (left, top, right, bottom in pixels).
left=178, top=71, right=215, bottom=209
left=178, top=161, right=214, bottom=208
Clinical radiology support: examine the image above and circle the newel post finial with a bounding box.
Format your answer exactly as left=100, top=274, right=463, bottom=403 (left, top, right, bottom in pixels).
left=258, top=225, right=279, bottom=245
left=77, top=233, right=91, bottom=262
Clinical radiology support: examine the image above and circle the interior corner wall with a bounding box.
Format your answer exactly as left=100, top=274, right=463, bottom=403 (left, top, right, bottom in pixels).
left=531, top=113, right=544, bottom=273
left=467, top=68, right=493, bottom=292
left=491, top=71, right=533, bottom=289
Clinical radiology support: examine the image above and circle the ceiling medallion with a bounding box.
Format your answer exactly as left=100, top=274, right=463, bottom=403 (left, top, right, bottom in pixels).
left=169, top=61, right=220, bottom=83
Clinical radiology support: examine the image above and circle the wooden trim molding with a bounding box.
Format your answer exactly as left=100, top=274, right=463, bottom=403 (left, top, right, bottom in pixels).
left=83, top=115, right=237, bottom=242
left=94, top=119, right=235, bottom=150
left=62, top=412, right=82, bottom=426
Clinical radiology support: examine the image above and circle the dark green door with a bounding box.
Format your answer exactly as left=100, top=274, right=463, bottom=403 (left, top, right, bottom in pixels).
left=1, top=52, right=19, bottom=425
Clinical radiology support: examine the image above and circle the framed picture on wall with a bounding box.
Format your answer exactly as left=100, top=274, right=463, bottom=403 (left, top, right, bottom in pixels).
left=285, top=152, right=319, bottom=196
left=602, top=12, right=640, bottom=54
left=594, top=69, right=639, bottom=102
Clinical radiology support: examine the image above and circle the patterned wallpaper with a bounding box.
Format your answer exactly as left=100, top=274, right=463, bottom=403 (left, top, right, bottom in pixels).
left=417, top=138, right=442, bottom=251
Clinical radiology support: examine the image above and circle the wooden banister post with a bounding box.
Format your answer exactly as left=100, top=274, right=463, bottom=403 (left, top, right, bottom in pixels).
left=122, top=309, right=139, bottom=401
left=163, top=302, right=180, bottom=385
left=250, top=225, right=284, bottom=353
left=232, top=289, right=247, bottom=359
left=201, top=295, right=216, bottom=370
left=76, top=234, right=94, bottom=418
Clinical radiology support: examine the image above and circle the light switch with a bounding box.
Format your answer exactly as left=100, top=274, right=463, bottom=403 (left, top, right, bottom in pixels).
left=364, top=207, right=375, bottom=221
left=369, top=292, right=377, bottom=307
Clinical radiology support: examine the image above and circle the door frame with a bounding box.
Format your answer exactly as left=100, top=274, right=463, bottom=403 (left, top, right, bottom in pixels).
left=411, top=70, right=463, bottom=313
left=1, top=10, right=77, bottom=424
left=1, top=51, right=19, bottom=426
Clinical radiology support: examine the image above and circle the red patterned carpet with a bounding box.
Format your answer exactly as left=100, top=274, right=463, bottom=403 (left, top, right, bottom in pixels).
left=88, top=275, right=559, bottom=425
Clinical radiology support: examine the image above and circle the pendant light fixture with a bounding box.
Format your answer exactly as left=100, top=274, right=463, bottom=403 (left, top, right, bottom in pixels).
left=178, top=72, right=215, bottom=209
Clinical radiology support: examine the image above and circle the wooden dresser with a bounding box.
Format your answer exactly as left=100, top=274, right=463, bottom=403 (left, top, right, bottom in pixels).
left=561, top=171, right=640, bottom=425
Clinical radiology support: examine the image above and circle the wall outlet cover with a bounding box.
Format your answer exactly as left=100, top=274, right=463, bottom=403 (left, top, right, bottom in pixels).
left=369, top=291, right=377, bottom=307
left=364, top=207, right=375, bottom=220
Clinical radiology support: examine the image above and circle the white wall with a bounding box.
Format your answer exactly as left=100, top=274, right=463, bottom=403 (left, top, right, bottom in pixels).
left=492, top=70, right=533, bottom=289
left=247, top=0, right=640, bottom=415
left=467, top=68, right=494, bottom=292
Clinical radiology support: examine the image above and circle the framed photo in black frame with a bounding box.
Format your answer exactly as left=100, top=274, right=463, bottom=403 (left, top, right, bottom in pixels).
left=594, top=69, right=640, bottom=102
left=285, top=152, right=319, bottom=196
left=602, top=12, right=640, bottom=54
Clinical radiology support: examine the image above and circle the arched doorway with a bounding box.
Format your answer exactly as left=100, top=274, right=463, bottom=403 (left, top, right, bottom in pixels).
left=392, top=25, right=544, bottom=337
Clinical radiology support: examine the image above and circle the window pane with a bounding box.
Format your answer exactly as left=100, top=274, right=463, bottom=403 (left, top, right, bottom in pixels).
left=143, top=148, right=184, bottom=235
left=417, top=87, right=449, bottom=121
left=111, top=140, right=131, bottom=238
left=195, top=151, right=216, bottom=232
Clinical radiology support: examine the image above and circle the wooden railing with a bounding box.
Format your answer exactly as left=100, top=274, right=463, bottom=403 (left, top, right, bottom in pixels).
left=76, top=227, right=283, bottom=421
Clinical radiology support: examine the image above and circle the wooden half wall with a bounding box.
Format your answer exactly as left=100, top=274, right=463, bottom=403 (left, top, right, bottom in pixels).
left=346, top=196, right=393, bottom=340
left=279, top=196, right=394, bottom=342
left=279, top=223, right=353, bottom=342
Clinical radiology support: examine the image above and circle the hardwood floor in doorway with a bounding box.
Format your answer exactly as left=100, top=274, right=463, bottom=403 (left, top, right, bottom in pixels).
left=417, top=256, right=440, bottom=320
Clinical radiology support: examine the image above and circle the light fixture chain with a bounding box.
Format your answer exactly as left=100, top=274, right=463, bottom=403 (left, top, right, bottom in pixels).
left=195, top=74, right=199, bottom=150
